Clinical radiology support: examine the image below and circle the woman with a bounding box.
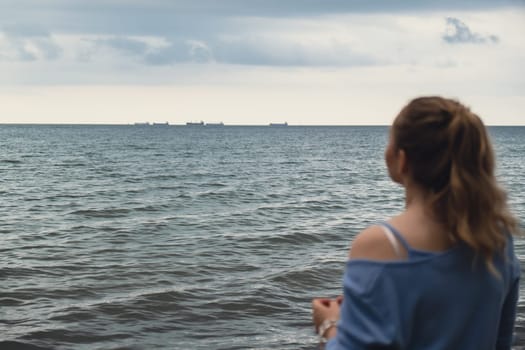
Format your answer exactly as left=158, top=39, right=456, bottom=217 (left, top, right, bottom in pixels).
left=312, top=96, right=520, bottom=349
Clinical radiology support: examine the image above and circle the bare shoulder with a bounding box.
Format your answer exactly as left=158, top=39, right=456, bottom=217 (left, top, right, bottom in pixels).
left=348, top=225, right=405, bottom=261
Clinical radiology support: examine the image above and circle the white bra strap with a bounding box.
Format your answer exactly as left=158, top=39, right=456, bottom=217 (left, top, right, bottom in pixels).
left=380, top=225, right=402, bottom=258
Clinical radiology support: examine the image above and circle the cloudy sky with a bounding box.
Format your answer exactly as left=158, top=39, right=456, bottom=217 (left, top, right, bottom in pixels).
left=0, top=0, right=524, bottom=125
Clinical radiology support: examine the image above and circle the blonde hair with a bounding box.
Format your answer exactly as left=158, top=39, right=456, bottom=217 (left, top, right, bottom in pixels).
left=393, top=96, right=518, bottom=271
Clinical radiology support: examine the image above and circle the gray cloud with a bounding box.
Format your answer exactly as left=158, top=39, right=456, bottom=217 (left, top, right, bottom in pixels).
left=443, top=17, right=499, bottom=44
left=10, top=42, right=62, bottom=61
left=0, top=1, right=521, bottom=68
left=1, top=1, right=523, bottom=37
left=90, top=36, right=214, bottom=65
left=32, top=37, right=62, bottom=59
left=2, top=23, right=51, bottom=38
left=211, top=37, right=377, bottom=67
left=89, top=34, right=376, bottom=67
left=142, top=40, right=214, bottom=65
left=0, top=28, right=62, bottom=61
left=14, top=47, right=37, bottom=61
left=94, top=37, right=151, bottom=56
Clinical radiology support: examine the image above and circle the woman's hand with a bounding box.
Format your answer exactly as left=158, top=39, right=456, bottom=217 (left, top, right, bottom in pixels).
left=312, top=296, right=342, bottom=340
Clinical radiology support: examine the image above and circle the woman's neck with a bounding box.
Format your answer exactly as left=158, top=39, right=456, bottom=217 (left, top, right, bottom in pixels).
left=403, top=183, right=454, bottom=244
left=404, top=183, right=428, bottom=210
left=403, top=183, right=440, bottom=225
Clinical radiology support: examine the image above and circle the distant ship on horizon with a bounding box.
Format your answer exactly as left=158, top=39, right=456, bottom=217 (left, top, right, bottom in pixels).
left=134, top=121, right=169, bottom=126
left=206, top=122, right=224, bottom=126
left=269, top=122, right=288, bottom=127
left=186, top=121, right=204, bottom=126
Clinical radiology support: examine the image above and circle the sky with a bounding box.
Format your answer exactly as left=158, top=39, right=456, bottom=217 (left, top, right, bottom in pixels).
left=0, top=0, right=524, bottom=125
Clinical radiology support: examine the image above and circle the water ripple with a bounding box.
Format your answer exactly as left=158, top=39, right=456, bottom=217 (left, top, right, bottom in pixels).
left=0, top=125, right=523, bottom=349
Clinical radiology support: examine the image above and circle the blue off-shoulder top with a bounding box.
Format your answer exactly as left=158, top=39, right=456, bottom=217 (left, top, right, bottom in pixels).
left=326, top=223, right=520, bottom=350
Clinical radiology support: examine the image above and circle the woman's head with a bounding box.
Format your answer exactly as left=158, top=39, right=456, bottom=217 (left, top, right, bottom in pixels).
left=388, top=96, right=517, bottom=270
left=389, top=97, right=493, bottom=191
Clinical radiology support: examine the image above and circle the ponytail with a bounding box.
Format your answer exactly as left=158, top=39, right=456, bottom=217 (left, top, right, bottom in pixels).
left=393, top=97, right=518, bottom=272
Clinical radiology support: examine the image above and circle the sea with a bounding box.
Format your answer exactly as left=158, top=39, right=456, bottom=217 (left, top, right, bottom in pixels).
left=1, top=125, right=524, bottom=350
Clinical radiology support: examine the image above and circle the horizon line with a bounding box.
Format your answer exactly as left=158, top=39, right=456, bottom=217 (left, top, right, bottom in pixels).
left=1, top=123, right=524, bottom=127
